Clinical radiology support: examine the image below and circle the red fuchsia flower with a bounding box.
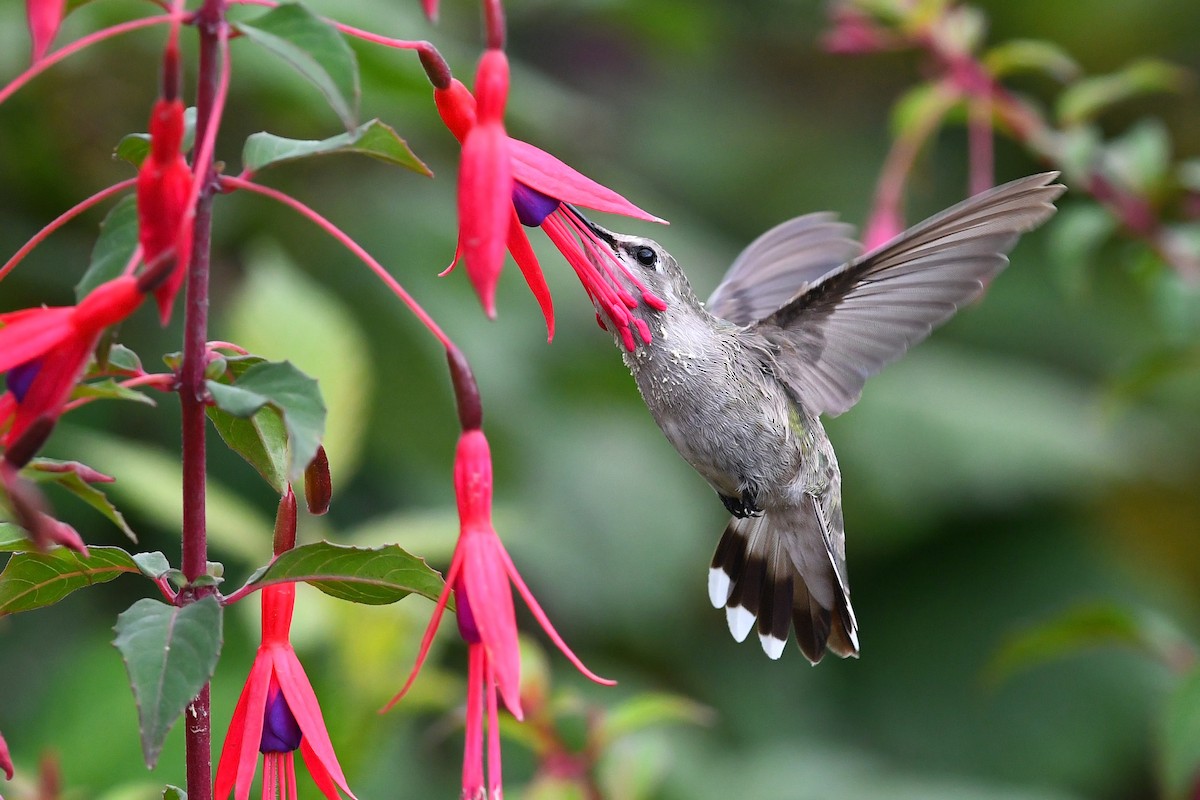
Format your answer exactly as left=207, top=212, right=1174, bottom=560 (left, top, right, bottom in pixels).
left=137, top=96, right=194, bottom=325
left=434, top=62, right=666, bottom=347
left=384, top=429, right=613, bottom=799
left=0, top=727, right=12, bottom=783
left=215, top=582, right=355, bottom=800
left=0, top=275, right=144, bottom=466
left=25, top=0, right=65, bottom=64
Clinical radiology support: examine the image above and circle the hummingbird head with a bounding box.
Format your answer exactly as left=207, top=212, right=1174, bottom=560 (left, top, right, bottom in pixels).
left=573, top=210, right=701, bottom=348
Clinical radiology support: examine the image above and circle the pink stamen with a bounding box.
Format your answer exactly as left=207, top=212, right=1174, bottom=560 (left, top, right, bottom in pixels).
left=595, top=313, right=608, bottom=332
left=463, top=646, right=485, bottom=798
left=486, top=657, right=502, bottom=798
left=643, top=291, right=668, bottom=311
left=633, top=318, right=652, bottom=345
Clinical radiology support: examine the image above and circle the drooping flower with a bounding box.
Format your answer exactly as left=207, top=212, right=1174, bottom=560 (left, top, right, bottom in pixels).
left=434, top=65, right=667, bottom=346
left=25, top=0, right=65, bottom=64
left=137, top=96, right=194, bottom=325
left=0, top=275, right=144, bottom=466
left=384, top=429, right=613, bottom=799
left=214, top=582, right=355, bottom=800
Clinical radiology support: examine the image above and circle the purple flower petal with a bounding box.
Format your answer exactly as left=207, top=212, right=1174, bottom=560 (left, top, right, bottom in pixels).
left=260, top=687, right=302, bottom=754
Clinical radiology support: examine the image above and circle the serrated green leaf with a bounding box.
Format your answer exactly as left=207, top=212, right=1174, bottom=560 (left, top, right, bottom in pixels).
left=986, top=603, right=1197, bottom=685
left=207, top=361, right=326, bottom=483
left=983, top=39, right=1080, bottom=82
left=77, top=195, right=139, bottom=301
left=207, top=380, right=270, bottom=418
left=242, top=119, right=431, bottom=176
left=115, top=108, right=198, bottom=168
left=238, top=541, right=447, bottom=606
left=25, top=459, right=138, bottom=542
left=1058, top=59, right=1192, bottom=126
left=235, top=3, right=360, bottom=129
left=114, top=597, right=223, bottom=768
left=208, top=406, right=289, bottom=492
left=0, top=546, right=139, bottom=615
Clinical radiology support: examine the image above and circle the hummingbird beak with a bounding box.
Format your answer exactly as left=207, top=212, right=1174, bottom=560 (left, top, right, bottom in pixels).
left=566, top=205, right=618, bottom=250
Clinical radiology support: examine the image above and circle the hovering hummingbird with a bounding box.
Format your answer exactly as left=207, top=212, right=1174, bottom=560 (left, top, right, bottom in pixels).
left=578, top=173, right=1065, bottom=663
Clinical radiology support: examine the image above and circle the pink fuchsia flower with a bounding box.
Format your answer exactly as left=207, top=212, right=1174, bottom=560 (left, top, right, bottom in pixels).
left=25, top=0, right=65, bottom=63
left=0, top=275, right=144, bottom=467
left=384, top=429, right=613, bottom=799
left=434, top=63, right=666, bottom=346
left=0, top=726, right=12, bottom=782
left=214, top=582, right=355, bottom=800
left=137, top=96, right=194, bottom=325
left=862, top=202, right=904, bottom=251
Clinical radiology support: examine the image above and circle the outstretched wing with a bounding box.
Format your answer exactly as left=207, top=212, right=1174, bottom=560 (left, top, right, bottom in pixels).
left=751, top=173, right=1065, bottom=417
left=706, top=214, right=860, bottom=327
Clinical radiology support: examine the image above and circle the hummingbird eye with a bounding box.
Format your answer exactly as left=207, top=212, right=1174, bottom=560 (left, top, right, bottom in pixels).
left=634, top=246, right=658, bottom=268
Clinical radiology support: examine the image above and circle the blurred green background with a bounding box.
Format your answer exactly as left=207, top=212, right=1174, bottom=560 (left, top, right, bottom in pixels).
left=2, top=0, right=1200, bottom=798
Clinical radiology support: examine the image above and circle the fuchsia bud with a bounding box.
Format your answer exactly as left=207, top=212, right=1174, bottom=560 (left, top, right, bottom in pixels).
left=25, top=0, right=65, bottom=64
left=458, top=50, right=513, bottom=319
left=137, top=98, right=194, bottom=325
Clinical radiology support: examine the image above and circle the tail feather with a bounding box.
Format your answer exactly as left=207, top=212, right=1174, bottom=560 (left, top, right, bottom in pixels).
left=709, top=501, right=859, bottom=663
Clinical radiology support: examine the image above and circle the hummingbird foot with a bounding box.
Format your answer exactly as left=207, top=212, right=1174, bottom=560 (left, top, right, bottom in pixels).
left=718, top=490, right=763, bottom=519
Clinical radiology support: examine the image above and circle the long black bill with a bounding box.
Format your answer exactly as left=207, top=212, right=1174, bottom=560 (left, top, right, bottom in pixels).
left=565, top=204, right=618, bottom=248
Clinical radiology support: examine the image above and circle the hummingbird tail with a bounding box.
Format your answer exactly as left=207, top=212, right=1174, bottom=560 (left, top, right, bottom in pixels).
left=708, top=499, right=858, bottom=663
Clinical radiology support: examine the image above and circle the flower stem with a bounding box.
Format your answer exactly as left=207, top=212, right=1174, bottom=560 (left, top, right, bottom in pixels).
left=181, top=3, right=225, bottom=799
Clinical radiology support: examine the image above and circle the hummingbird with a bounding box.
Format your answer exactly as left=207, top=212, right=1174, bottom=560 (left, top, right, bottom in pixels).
left=576, top=172, right=1065, bottom=663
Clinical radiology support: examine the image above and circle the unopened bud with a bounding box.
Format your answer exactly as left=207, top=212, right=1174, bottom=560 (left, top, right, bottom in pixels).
left=272, top=486, right=297, bottom=556
left=303, top=446, right=331, bottom=515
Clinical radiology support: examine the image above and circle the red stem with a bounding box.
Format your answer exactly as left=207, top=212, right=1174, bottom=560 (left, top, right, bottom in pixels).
left=180, top=3, right=226, bottom=800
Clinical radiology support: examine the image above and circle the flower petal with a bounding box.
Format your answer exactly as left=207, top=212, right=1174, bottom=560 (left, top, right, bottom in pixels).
left=260, top=582, right=296, bottom=646
left=460, top=534, right=522, bottom=720
left=25, top=0, right=65, bottom=63
left=300, top=737, right=345, bottom=800
left=507, top=216, right=555, bottom=341
left=272, top=649, right=356, bottom=799
left=459, top=124, right=512, bottom=318
left=213, top=653, right=273, bottom=800
left=508, top=138, right=666, bottom=224
left=0, top=307, right=73, bottom=375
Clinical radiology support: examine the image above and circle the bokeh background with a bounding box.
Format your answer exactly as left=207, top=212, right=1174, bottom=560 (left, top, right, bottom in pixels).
left=2, top=0, right=1200, bottom=798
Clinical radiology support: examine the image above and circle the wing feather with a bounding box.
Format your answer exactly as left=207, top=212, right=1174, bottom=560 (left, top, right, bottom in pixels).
left=752, top=173, right=1065, bottom=416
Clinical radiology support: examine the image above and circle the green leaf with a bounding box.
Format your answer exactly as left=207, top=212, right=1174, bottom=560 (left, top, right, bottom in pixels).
left=238, top=541, right=447, bottom=606
left=71, top=378, right=156, bottom=407
left=1107, top=118, right=1173, bottom=193
left=77, top=195, right=139, bottom=301
left=889, top=81, right=957, bottom=140
left=598, top=692, right=714, bottom=745
left=207, top=406, right=289, bottom=493
left=242, top=119, right=431, bottom=176
left=104, top=343, right=144, bottom=374
left=0, top=524, right=31, bottom=552
left=983, top=39, right=1080, bottom=82
left=115, top=107, right=198, bottom=168
left=986, top=603, right=1197, bottom=685
left=1047, top=203, right=1115, bottom=297
left=131, top=551, right=173, bottom=580
left=224, top=245, right=373, bottom=492
left=207, top=361, right=325, bottom=482
left=234, top=3, right=360, bottom=129
left=162, top=786, right=187, bottom=800
left=1057, top=59, right=1192, bottom=126
left=113, top=597, right=223, bottom=768
left=0, top=546, right=139, bottom=615
left=25, top=459, right=138, bottom=542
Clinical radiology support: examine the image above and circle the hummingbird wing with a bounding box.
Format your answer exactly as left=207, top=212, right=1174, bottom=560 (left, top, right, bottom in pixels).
left=706, top=214, right=860, bottom=327
left=749, top=172, right=1065, bottom=416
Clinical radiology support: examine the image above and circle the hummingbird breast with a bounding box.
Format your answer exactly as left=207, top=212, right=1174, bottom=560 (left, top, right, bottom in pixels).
left=622, top=315, right=813, bottom=504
